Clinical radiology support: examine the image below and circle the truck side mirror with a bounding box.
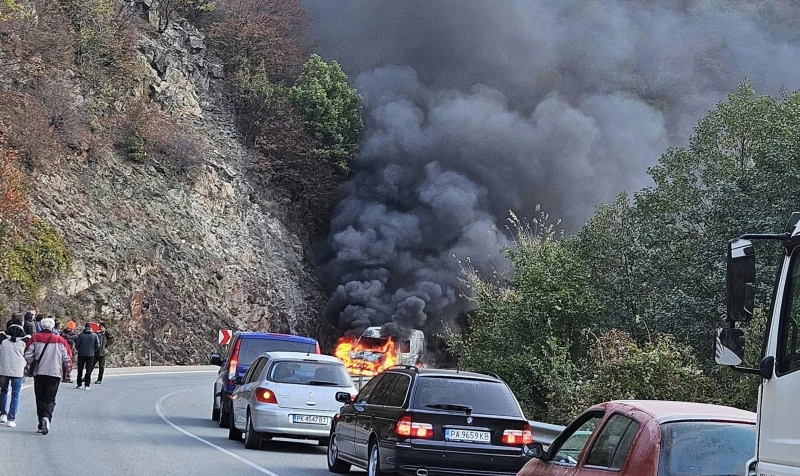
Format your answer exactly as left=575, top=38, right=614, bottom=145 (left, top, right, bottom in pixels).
left=714, top=328, right=745, bottom=366
left=727, top=239, right=756, bottom=322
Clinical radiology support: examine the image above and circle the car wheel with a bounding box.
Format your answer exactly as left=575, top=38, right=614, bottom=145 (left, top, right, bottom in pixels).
left=368, top=441, right=387, bottom=476
left=227, top=413, right=243, bottom=441
left=219, top=400, right=231, bottom=428
left=212, top=402, right=220, bottom=422
left=244, top=411, right=263, bottom=450
left=327, top=432, right=351, bottom=473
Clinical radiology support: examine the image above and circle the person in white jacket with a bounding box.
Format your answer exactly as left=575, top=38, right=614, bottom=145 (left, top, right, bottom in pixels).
left=24, top=317, right=71, bottom=435
left=0, top=314, right=30, bottom=428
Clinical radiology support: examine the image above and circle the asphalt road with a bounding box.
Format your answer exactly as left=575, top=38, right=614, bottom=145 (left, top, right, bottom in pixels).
left=0, top=368, right=367, bottom=476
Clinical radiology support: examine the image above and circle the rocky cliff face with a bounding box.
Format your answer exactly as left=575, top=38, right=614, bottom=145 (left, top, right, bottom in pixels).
left=27, top=20, right=327, bottom=365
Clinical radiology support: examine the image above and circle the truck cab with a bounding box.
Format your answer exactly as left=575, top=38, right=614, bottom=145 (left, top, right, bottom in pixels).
left=715, top=212, right=800, bottom=475
left=361, top=326, right=425, bottom=366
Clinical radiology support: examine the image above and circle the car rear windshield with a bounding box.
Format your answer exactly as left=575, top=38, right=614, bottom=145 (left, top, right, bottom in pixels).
left=238, top=338, right=317, bottom=364
left=658, top=421, right=755, bottom=476
left=412, top=376, right=522, bottom=417
left=268, top=361, right=352, bottom=387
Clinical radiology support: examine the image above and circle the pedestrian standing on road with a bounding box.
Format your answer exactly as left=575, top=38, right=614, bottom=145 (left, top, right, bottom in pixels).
left=34, top=313, right=43, bottom=333
left=24, top=317, right=71, bottom=435
left=62, top=321, right=78, bottom=383
left=23, top=311, right=36, bottom=337
left=74, top=323, right=99, bottom=390
left=0, top=315, right=30, bottom=428
left=94, top=322, right=113, bottom=385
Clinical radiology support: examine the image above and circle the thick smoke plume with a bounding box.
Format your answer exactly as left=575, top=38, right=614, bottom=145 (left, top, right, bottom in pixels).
left=304, top=0, right=800, bottom=335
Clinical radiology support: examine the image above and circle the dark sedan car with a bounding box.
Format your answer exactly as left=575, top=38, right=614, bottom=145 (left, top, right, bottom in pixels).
left=327, top=366, right=534, bottom=476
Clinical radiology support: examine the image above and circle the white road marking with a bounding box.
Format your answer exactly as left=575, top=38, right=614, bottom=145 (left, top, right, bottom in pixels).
left=155, top=387, right=282, bottom=476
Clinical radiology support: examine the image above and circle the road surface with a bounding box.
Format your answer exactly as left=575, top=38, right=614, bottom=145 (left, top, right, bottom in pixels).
left=0, top=367, right=366, bottom=475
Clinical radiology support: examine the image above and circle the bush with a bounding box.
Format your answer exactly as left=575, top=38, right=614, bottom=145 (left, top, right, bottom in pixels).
left=290, top=54, right=363, bottom=172
left=576, top=330, right=716, bottom=410
left=0, top=218, right=72, bottom=297
left=0, top=137, right=31, bottom=238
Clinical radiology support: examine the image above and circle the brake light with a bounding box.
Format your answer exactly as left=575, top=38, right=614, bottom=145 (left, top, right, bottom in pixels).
left=315, top=343, right=321, bottom=354
left=395, top=415, right=434, bottom=438
left=227, top=339, right=241, bottom=384
left=502, top=424, right=533, bottom=445
left=255, top=387, right=278, bottom=404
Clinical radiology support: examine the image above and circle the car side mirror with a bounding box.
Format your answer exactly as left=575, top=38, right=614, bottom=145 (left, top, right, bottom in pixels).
left=714, top=327, right=745, bottom=366
left=210, top=353, right=222, bottom=366
left=233, top=375, right=244, bottom=385
left=524, top=442, right=545, bottom=459
left=335, top=392, right=352, bottom=403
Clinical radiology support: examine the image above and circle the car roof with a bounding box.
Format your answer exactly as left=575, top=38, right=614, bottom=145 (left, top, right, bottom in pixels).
left=261, top=352, right=344, bottom=364
left=605, top=400, right=756, bottom=424
left=234, top=332, right=317, bottom=343
left=410, top=368, right=502, bottom=382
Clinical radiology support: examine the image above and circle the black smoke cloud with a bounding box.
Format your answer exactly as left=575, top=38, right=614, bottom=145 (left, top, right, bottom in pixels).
left=304, top=0, right=800, bottom=335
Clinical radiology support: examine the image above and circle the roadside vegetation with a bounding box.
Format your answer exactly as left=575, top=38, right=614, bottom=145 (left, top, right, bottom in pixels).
left=450, top=84, right=789, bottom=423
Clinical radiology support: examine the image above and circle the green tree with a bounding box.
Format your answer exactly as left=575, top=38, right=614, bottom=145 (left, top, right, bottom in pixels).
left=577, top=329, right=715, bottom=409
left=448, top=214, right=602, bottom=423
left=290, top=54, right=363, bottom=171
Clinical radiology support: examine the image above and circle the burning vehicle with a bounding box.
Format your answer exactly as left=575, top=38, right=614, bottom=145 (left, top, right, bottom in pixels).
left=334, top=327, right=425, bottom=388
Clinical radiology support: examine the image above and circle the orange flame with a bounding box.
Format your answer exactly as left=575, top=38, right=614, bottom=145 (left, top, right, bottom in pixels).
left=334, top=335, right=398, bottom=376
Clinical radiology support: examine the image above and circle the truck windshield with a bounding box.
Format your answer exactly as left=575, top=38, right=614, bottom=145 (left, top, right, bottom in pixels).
left=658, top=421, right=755, bottom=476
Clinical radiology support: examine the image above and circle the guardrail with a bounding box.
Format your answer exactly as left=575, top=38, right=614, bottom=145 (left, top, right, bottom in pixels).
left=529, top=420, right=564, bottom=446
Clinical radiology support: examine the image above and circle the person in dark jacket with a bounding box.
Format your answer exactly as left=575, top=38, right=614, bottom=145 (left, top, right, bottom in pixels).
left=74, top=323, right=99, bottom=390
left=94, top=322, right=113, bottom=384
left=23, top=311, right=36, bottom=337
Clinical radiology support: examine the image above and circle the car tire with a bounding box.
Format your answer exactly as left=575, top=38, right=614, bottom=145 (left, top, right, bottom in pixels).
left=368, top=441, right=388, bottom=476
left=228, top=415, right=243, bottom=441
left=219, top=400, right=231, bottom=428
left=327, top=432, right=351, bottom=474
left=244, top=411, right=263, bottom=450
left=212, top=403, right=220, bottom=422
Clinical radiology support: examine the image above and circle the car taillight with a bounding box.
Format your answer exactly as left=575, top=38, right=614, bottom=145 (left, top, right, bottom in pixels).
left=502, top=424, right=533, bottom=445
left=255, top=387, right=278, bottom=404
left=315, top=343, right=321, bottom=354
left=395, top=415, right=434, bottom=438
left=227, top=339, right=241, bottom=384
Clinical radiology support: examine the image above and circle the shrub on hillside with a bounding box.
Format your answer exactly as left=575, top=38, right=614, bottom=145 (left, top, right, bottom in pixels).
left=0, top=137, right=31, bottom=238
left=203, top=0, right=310, bottom=83
left=0, top=217, right=71, bottom=298
left=290, top=54, right=363, bottom=172
left=576, top=329, right=715, bottom=409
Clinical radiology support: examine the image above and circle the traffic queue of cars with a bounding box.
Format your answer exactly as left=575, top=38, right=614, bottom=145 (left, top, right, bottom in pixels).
left=210, top=331, right=758, bottom=476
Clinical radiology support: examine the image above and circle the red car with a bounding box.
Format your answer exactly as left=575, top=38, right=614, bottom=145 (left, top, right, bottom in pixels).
left=518, top=400, right=755, bottom=476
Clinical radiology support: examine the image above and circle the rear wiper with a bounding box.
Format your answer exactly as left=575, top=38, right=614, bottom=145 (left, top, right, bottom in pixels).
left=425, top=403, right=473, bottom=414
left=309, top=380, right=340, bottom=386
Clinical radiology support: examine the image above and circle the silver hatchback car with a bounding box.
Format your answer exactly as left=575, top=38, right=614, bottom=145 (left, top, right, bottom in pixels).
left=228, top=351, right=357, bottom=449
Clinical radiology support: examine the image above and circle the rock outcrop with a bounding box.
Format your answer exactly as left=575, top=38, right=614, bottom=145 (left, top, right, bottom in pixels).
left=26, top=20, right=327, bottom=365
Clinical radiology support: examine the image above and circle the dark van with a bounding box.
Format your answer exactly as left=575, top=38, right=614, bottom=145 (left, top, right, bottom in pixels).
left=210, top=332, right=320, bottom=428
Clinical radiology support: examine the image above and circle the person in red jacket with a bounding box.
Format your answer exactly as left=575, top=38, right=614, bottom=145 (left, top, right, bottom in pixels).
left=24, top=318, right=71, bottom=435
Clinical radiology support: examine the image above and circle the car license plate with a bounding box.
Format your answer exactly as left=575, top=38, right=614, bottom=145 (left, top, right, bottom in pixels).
left=292, top=415, right=329, bottom=425
left=444, top=429, right=491, bottom=443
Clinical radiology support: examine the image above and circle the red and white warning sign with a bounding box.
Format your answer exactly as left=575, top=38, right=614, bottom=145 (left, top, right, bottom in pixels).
left=218, top=329, right=232, bottom=346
